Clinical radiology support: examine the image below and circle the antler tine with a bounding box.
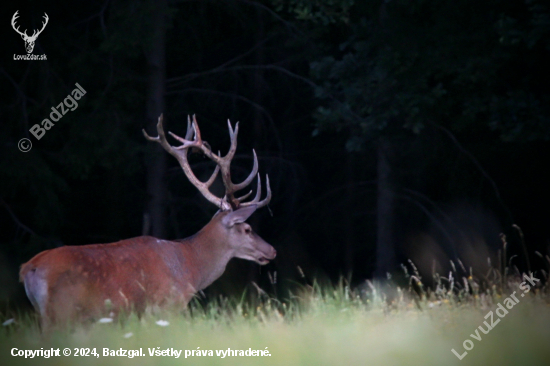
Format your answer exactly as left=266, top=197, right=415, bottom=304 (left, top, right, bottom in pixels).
left=33, top=13, right=49, bottom=37
left=143, top=114, right=195, bottom=153
left=169, top=115, right=203, bottom=151
left=257, top=174, right=272, bottom=208
left=142, top=114, right=171, bottom=149
left=172, top=115, right=224, bottom=164
left=239, top=174, right=272, bottom=209
left=235, top=190, right=253, bottom=202
left=233, top=149, right=259, bottom=191
left=203, top=151, right=221, bottom=188
left=204, top=164, right=221, bottom=187
left=191, top=114, right=202, bottom=144
left=212, top=119, right=239, bottom=206
left=251, top=174, right=263, bottom=203
left=226, top=120, right=239, bottom=160
left=11, top=11, right=27, bottom=37
left=185, top=115, right=194, bottom=139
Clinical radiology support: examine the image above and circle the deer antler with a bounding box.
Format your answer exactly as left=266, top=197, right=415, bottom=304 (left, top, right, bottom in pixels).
left=11, top=11, right=27, bottom=38
left=11, top=11, right=49, bottom=40
left=32, top=13, right=49, bottom=39
left=143, top=114, right=271, bottom=211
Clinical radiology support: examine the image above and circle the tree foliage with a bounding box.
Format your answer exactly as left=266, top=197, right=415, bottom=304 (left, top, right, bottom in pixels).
left=299, top=0, right=550, bottom=148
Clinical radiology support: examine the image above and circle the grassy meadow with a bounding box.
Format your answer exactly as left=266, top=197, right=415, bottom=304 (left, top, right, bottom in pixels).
left=2, top=266, right=550, bottom=366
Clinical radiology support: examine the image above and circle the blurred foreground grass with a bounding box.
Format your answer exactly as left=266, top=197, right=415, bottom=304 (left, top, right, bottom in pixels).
left=2, top=276, right=550, bottom=366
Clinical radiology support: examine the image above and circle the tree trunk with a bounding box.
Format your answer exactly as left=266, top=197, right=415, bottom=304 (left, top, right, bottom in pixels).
left=246, top=7, right=266, bottom=283
left=344, top=153, right=355, bottom=274
left=375, top=137, right=395, bottom=277
left=144, top=0, right=168, bottom=238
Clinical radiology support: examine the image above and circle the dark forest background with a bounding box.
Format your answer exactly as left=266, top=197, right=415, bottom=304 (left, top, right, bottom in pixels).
left=1, top=0, right=549, bottom=307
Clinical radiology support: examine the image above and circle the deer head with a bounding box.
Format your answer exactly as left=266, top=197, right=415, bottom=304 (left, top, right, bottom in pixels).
left=143, top=114, right=275, bottom=264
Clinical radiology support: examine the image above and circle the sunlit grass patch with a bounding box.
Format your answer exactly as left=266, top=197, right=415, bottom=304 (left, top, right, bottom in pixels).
left=2, top=251, right=550, bottom=366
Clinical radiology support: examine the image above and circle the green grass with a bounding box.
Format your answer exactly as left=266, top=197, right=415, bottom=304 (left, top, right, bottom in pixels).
left=2, top=273, right=550, bottom=366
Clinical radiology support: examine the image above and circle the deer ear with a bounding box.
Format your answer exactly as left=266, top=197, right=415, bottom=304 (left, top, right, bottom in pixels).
left=222, top=205, right=257, bottom=227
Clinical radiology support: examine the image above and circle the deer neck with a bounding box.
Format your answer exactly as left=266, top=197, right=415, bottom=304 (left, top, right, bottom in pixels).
left=184, top=219, right=233, bottom=291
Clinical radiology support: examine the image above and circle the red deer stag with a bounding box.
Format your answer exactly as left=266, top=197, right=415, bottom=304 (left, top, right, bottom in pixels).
left=20, top=115, right=275, bottom=328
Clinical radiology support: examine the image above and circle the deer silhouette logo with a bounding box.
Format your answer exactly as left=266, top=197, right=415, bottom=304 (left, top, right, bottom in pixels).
left=11, top=11, right=49, bottom=54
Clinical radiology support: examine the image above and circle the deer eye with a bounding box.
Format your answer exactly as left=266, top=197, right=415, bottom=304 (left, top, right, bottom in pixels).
left=244, top=227, right=252, bottom=234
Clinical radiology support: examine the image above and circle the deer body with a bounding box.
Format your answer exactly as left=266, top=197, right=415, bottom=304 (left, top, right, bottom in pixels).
left=20, top=115, right=275, bottom=327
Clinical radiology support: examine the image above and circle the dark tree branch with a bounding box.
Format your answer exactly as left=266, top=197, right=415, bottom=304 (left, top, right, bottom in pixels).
left=1, top=198, right=38, bottom=237
left=167, top=37, right=271, bottom=87
left=167, top=87, right=283, bottom=152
